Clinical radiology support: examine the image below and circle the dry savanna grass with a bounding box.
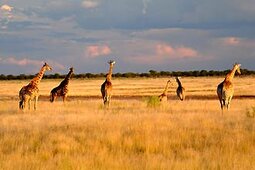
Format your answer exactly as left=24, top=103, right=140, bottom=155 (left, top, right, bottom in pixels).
left=0, top=76, right=255, bottom=170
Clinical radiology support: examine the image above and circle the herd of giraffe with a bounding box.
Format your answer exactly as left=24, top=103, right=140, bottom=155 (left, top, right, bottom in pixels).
left=18, top=61, right=241, bottom=112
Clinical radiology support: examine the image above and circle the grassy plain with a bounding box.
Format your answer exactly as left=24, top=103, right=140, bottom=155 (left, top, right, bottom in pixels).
left=0, top=77, right=255, bottom=170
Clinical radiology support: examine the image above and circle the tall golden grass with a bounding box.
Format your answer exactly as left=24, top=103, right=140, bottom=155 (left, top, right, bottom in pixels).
left=0, top=77, right=255, bottom=169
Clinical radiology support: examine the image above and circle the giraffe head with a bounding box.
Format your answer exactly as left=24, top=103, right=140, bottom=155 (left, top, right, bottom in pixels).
left=234, top=63, right=241, bottom=74
left=69, top=67, right=74, bottom=73
left=43, top=62, right=52, bottom=71
left=167, top=80, right=173, bottom=86
left=108, top=60, right=116, bottom=66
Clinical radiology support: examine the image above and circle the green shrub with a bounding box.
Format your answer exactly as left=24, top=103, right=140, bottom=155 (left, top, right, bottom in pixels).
left=246, top=107, right=255, bottom=118
left=146, top=96, right=160, bottom=108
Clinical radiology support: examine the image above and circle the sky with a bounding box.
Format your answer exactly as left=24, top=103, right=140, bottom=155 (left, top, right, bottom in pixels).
left=0, top=0, right=255, bottom=74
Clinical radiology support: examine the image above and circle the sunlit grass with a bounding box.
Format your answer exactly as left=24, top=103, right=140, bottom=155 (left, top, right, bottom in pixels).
left=0, top=77, right=255, bottom=169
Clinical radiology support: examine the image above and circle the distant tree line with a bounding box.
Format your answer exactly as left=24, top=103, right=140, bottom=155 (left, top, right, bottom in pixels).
left=0, top=69, right=255, bottom=80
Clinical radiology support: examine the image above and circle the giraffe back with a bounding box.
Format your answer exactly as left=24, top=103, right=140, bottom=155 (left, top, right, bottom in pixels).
left=19, top=84, right=39, bottom=99
left=101, top=81, right=112, bottom=94
left=222, top=81, right=234, bottom=100
left=51, top=86, right=67, bottom=96
left=57, top=79, right=70, bottom=95
left=51, top=67, right=73, bottom=97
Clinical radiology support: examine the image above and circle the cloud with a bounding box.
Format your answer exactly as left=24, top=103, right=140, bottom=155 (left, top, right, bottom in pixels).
left=222, top=37, right=240, bottom=46
left=0, top=4, right=13, bottom=12
left=220, top=37, right=255, bottom=48
left=156, top=44, right=174, bottom=56
left=85, top=45, right=112, bottom=57
left=0, top=57, right=43, bottom=66
left=0, top=57, right=65, bottom=70
left=129, top=55, right=157, bottom=64
left=121, top=41, right=199, bottom=65
left=142, top=0, right=150, bottom=14
left=82, top=0, right=99, bottom=9
left=156, top=43, right=198, bottom=58
left=0, top=4, right=14, bottom=29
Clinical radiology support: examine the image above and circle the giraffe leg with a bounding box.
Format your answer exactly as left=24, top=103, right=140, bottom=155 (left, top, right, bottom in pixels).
left=28, top=99, right=32, bottom=110
left=216, top=95, right=223, bottom=110
left=19, top=100, right=23, bottom=110
left=107, top=95, right=111, bottom=107
left=53, top=95, right=57, bottom=102
left=103, top=96, right=107, bottom=106
left=226, top=96, right=232, bottom=111
left=50, top=93, right=54, bottom=102
left=226, top=101, right=229, bottom=110
left=182, top=91, right=185, bottom=100
left=19, top=97, right=24, bottom=110
left=21, top=96, right=27, bottom=110
left=34, top=96, right=38, bottom=110
left=63, top=95, right=67, bottom=103
left=217, top=92, right=223, bottom=110
left=103, top=92, right=108, bottom=106
left=51, top=93, right=58, bottom=103
left=180, top=93, right=184, bottom=101
left=220, top=100, right=223, bottom=110
left=103, top=96, right=110, bottom=107
left=222, top=99, right=226, bottom=109
left=23, top=97, right=29, bottom=110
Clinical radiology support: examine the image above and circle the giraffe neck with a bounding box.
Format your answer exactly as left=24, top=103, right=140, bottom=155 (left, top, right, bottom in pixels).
left=64, top=70, right=73, bottom=82
left=225, top=67, right=237, bottom=82
left=106, top=64, right=114, bottom=81
left=176, top=78, right=182, bottom=87
left=29, top=66, right=46, bottom=87
left=163, top=81, right=170, bottom=94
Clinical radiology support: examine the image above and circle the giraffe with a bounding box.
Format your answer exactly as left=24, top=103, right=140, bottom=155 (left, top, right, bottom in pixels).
left=50, top=67, right=74, bottom=103
left=19, top=63, right=52, bottom=110
left=101, top=60, right=115, bottom=106
left=176, top=77, right=185, bottom=101
left=217, top=63, right=241, bottom=111
left=158, top=80, right=172, bottom=102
